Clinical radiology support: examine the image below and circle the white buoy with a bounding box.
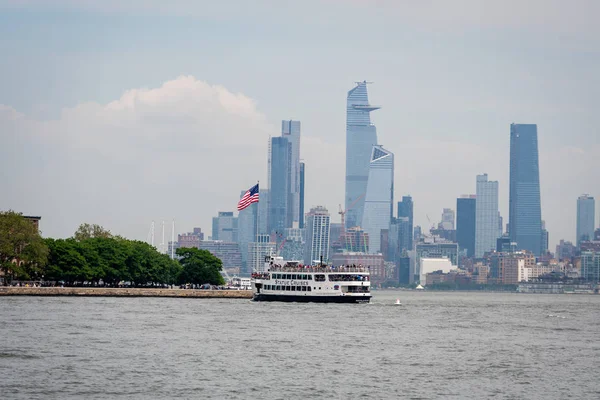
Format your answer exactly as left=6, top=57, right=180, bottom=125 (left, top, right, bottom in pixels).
left=395, top=298, right=401, bottom=305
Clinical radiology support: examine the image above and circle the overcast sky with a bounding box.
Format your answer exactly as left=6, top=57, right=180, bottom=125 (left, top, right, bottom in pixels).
left=1, top=0, right=599, bottom=249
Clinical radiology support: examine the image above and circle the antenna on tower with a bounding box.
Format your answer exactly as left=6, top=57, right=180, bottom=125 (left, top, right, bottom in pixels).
left=171, top=219, right=175, bottom=259
left=150, top=221, right=155, bottom=247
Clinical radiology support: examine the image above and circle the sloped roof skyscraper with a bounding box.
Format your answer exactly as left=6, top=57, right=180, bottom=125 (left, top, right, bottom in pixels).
left=509, top=123, right=542, bottom=256
left=345, top=81, right=380, bottom=229
left=361, top=145, right=394, bottom=254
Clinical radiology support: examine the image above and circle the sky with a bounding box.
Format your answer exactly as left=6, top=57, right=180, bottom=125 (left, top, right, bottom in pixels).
left=1, top=0, right=599, bottom=250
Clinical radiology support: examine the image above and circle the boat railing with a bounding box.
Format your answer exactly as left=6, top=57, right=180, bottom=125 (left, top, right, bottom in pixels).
left=265, top=266, right=369, bottom=274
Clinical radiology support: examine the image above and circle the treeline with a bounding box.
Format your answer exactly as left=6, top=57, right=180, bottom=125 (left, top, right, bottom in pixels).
left=44, top=237, right=182, bottom=286
left=0, top=211, right=225, bottom=287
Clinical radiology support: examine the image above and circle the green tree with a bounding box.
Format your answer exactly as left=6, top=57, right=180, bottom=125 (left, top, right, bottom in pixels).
left=44, top=238, right=93, bottom=285
left=176, top=248, right=225, bottom=285
left=0, top=211, right=48, bottom=284
left=73, top=223, right=112, bottom=241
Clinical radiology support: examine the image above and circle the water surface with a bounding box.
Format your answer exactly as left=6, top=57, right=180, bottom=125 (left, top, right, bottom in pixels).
left=1, top=291, right=599, bottom=399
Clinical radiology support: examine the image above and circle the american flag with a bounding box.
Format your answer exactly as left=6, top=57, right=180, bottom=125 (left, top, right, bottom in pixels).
left=237, top=183, right=259, bottom=211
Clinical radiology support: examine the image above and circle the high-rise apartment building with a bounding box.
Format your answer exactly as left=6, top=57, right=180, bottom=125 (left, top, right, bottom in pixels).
left=299, top=162, right=305, bottom=229
left=361, top=145, right=394, bottom=254
left=475, top=174, right=499, bottom=258
left=576, top=194, right=595, bottom=246
left=281, top=120, right=301, bottom=226
left=268, top=136, right=292, bottom=234
left=345, top=81, right=380, bottom=229
left=304, top=206, right=331, bottom=265
left=457, top=195, right=476, bottom=258
left=509, top=123, right=542, bottom=256
left=212, top=212, right=238, bottom=243
left=397, top=196, right=414, bottom=250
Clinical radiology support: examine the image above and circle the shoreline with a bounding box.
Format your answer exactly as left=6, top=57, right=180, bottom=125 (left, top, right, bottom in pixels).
left=0, top=287, right=253, bottom=299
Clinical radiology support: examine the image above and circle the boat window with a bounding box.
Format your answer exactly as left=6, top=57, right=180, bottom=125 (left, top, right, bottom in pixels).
left=307, top=275, right=312, bottom=280
left=285, top=286, right=291, bottom=291
left=314, top=274, right=325, bottom=282
left=276, top=285, right=281, bottom=290
left=291, top=286, right=296, bottom=291
left=308, top=287, right=311, bottom=291
left=286, top=274, right=292, bottom=280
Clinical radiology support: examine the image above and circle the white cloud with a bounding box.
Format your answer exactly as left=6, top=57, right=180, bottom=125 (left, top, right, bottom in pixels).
left=1, top=76, right=276, bottom=238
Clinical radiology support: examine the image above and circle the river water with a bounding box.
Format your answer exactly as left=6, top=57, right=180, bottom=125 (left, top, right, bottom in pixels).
left=1, top=291, right=599, bottom=399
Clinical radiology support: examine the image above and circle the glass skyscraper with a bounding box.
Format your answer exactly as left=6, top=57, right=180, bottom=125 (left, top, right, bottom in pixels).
left=397, top=196, right=414, bottom=250
left=509, top=123, right=542, bottom=256
left=268, top=136, right=292, bottom=234
left=457, top=195, right=476, bottom=258
left=361, top=145, right=394, bottom=254
left=281, top=120, right=301, bottom=226
left=577, top=194, right=595, bottom=246
left=475, top=174, right=499, bottom=258
left=345, top=81, right=380, bottom=229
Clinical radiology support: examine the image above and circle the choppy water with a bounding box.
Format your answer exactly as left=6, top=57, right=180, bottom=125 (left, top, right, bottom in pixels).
left=1, top=291, right=600, bottom=399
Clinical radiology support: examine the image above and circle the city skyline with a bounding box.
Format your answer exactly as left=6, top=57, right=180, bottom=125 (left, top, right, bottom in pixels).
left=1, top=1, right=599, bottom=250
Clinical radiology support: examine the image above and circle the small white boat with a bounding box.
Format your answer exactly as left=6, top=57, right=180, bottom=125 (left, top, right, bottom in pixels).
left=395, top=298, right=401, bottom=305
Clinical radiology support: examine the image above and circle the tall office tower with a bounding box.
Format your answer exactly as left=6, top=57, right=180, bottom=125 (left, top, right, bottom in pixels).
left=361, top=145, right=394, bottom=254
left=268, top=136, right=292, bottom=234
left=304, top=206, right=331, bottom=265
left=282, top=120, right=301, bottom=225
left=576, top=194, right=595, bottom=246
left=439, top=208, right=455, bottom=230
left=398, top=196, right=414, bottom=250
left=345, top=81, right=380, bottom=229
left=238, top=190, right=258, bottom=274
left=498, top=213, right=504, bottom=237
left=258, top=188, right=269, bottom=234
left=457, top=195, right=476, bottom=258
left=509, top=123, right=542, bottom=256
left=541, top=220, right=549, bottom=254
left=212, top=212, right=238, bottom=242
left=475, top=174, right=499, bottom=258
left=299, top=162, right=305, bottom=228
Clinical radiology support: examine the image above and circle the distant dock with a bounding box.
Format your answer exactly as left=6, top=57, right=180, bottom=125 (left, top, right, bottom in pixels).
left=0, top=287, right=253, bottom=299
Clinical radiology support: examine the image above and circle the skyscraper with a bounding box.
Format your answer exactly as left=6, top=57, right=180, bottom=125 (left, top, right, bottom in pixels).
left=281, top=120, right=301, bottom=225
left=237, top=190, right=257, bottom=274
left=457, top=195, right=476, bottom=258
left=397, top=196, right=414, bottom=250
left=475, top=174, right=499, bottom=258
left=258, top=188, right=269, bottom=234
left=509, top=123, right=542, bottom=256
left=268, top=136, right=292, bottom=234
left=299, top=162, right=305, bottom=229
left=361, top=145, right=394, bottom=254
left=304, top=206, right=331, bottom=265
left=212, top=212, right=238, bottom=242
left=439, top=208, right=455, bottom=230
left=345, top=81, right=380, bottom=229
left=576, top=194, right=595, bottom=246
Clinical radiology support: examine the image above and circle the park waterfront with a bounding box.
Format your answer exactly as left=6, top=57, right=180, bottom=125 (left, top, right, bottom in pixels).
left=0, top=286, right=252, bottom=298
left=0, top=211, right=227, bottom=288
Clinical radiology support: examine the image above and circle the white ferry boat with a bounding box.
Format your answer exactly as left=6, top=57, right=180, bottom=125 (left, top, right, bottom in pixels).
left=251, top=255, right=371, bottom=303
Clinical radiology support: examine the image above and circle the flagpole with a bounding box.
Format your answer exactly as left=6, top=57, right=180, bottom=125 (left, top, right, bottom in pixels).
left=255, top=180, right=260, bottom=273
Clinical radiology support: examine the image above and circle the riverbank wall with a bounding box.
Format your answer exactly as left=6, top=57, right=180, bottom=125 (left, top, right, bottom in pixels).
left=0, top=287, right=253, bottom=298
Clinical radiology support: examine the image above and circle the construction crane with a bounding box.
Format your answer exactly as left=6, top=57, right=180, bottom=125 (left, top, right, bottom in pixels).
left=338, top=192, right=366, bottom=243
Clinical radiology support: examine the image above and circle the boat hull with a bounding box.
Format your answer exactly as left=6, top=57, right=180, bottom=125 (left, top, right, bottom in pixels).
left=253, top=293, right=371, bottom=303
